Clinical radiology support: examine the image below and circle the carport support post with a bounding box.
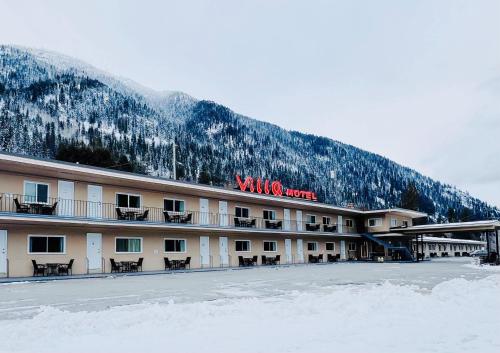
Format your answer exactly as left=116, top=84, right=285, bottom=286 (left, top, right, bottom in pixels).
left=486, top=232, right=491, bottom=258
left=496, top=230, right=499, bottom=258
left=415, top=235, right=419, bottom=262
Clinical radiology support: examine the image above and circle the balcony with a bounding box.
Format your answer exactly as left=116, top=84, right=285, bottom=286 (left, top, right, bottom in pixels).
left=0, top=193, right=356, bottom=235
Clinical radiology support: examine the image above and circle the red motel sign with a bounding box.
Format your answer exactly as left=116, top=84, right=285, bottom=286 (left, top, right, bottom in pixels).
left=235, top=175, right=318, bottom=201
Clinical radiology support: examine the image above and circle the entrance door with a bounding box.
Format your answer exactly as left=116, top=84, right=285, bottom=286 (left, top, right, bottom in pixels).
left=0, top=230, right=7, bottom=276
left=219, top=201, right=228, bottom=226
left=340, top=240, right=346, bottom=260
left=219, top=236, right=229, bottom=266
left=58, top=180, right=74, bottom=216
left=200, top=236, right=210, bottom=267
left=296, top=210, right=303, bottom=231
left=283, top=209, right=291, bottom=231
left=361, top=241, right=369, bottom=259
left=87, top=185, right=103, bottom=218
left=86, top=233, right=102, bottom=273
left=285, top=238, right=292, bottom=263
left=296, top=239, right=304, bottom=263
left=200, top=198, right=209, bottom=225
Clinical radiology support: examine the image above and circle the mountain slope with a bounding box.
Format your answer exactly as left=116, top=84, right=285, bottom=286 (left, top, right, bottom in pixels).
left=0, top=45, right=498, bottom=221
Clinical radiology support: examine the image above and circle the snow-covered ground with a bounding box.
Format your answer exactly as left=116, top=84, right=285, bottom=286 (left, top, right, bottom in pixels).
left=0, top=258, right=499, bottom=353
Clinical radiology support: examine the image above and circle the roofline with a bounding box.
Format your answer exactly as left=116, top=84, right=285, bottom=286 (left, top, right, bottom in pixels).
left=0, top=151, right=426, bottom=218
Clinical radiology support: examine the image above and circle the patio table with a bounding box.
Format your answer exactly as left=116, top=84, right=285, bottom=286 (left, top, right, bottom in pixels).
left=120, top=261, right=133, bottom=272
left=46, top=263, right=60, bottom=276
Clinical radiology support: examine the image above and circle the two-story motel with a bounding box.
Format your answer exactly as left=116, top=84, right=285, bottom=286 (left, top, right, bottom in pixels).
left=0, top=151, right=454, bottom=278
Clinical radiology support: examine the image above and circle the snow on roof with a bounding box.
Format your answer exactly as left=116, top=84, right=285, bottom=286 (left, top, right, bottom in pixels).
left=414, top=236, right=486, bottom=245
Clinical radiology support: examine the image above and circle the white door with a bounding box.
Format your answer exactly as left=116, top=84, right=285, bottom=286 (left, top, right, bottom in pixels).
left=284, top=209, right=291, bottom=231
left=219, top=236, right=229, bottom=266
left=200, top=236, right=210, bottom=266
left=296, top=238, right=304, bottom=263
left=337, top=215, right=343, bottom=233
left=200, top=198, right=209, bottom=225
left=87, top=185, right=103, bottom=218
left=0, top=230, right=7, bottom=276
left=296, top=210, right=303, bottom=231
left=219, top=201, right=228, bottom=226
left=57, top=180, right=74, bottom=217
left=86, top=233, right=102, bottom=272
left=340, top=240, right=346, bottom=260
left=285, top=238, right=292, bottom=264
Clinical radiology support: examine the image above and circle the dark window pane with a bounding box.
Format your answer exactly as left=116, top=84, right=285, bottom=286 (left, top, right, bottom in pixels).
left=116, top=238, right=129, bottom=252
left=235, top=208, right=241, bottom=218
left=129, top=195, right=140, bottom=208
left=37, top=184, right=48, bottom=203
left=326, top=243, right=334, bottom=251
left=117, top=194, right=129, bottom=208
left=48, top=237, right=64, bottom=253
left=164, top=199, right=174, bottom=211
left=242, top=208, right=249, bottom=218
left=30, top=236, right=47, bottom=252
left=175, top=200, right=184, bottom=212
left=165, top=240, right=175, bottom=252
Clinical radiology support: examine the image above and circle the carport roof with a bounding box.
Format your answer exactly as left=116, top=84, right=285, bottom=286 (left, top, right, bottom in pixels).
left=391, top=220, right=500, bottom=234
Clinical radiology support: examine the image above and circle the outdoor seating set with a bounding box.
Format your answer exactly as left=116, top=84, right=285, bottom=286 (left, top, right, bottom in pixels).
left=305, top=223, right=321, bottom=231
left=164, top=257, right=191, bottom=270
left=234, top=217, right=256, bottom=228
left=308, top=254, right=324, bottom=263
left=264, top=220, right=282, bottom=229
left=261, top=255, right=280, bottom=265
left=15, top=198, right=58, bottom=215
left=238, top=255, right=280, bottom=266
left=32, top=259, right=74, bottom=276
left=327, top=254, right=339, bottom=262
left=323, top=224, right=337, bottom=232
left=110, top=258, right=143, bottom=272
left=164, top=212, right=192, bottom=224
left=116, top=208, right=149, bottom=221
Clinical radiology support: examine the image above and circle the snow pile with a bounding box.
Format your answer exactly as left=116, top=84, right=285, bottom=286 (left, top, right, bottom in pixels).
left=0, top=275, right=499, bottom=353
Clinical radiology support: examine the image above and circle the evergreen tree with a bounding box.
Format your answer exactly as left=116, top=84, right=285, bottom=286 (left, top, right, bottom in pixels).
left=400, top=182, right=419, bottom=211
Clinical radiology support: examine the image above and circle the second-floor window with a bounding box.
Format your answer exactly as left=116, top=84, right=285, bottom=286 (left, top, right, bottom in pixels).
left=116, top=193, right=141, bottom=208
left=368, top=218, right=383, bottom=227
left=390, top=218, right=398, bottom=227
left=345, top=219, right=354, bottom=228
left=263, top=210, right=276, bottom=220
left=402, top=220, right=409, bottom=227
left=24, top=181, right=49, bottom=203
left=235, top=207, right=249, bottom=218
left=164, top=199, right=185, bottom=213
left=323, top=216, right=331, bottom=225
left=306, top=215, right=317, bottom=224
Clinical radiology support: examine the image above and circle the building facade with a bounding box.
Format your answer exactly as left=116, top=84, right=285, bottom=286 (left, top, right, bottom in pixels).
left=0, top=153, right=428, bottom=278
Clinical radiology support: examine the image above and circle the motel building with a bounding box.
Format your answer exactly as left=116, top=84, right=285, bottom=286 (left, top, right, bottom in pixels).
left=0, top=152, right=498, bottom=278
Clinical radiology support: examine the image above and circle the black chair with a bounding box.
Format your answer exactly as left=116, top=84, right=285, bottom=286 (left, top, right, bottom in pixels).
left=32, top=260, right=46, bottom=276
left=238, top=256, right=245, bottom=267
left=131, top=257, right=143, bottom=272
left=14, top=198, right=29, bottom=213
left=265, top=220, right=272, bottom=229
left=58, top=259, right=74, bottom=275
left=234, top=218, right=241, bottom=227
left=276, top=221, right=282, bottom=229
left=164, top=211, right=172, bottom=223
left=42, top=202, right=58, bottom=215
left=116, top=208, right=126, bottom=220
left=182, top=213, right=192, bottom=224
left=184, top=257, right=191, bottom=269
left=318, top=254, right=324, bottom=263
left=250, top=255, right=257, bottom=266
left=327, top=254, right=336, bottom=262
left=136, top=210, right=149, bottom=221
left=164, top=257, right=172, bottom=270
left=308, top=254, right=316, bottom=263
left=250, top=219, right=256, bottom=227
left=261, top=255, right=268, bottom=265
left=110, top=258, right=122, bottom=272
left=274, top=255, right=280, bottom=265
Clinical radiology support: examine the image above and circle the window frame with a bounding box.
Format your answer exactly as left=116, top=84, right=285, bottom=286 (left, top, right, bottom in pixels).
left=23, top=180, right=50, bottom=204
left=345, top=219, right=354, bottom=228
left=235, top=206, right=250, bottom=219
left=322, top=216, right=331, bottom=225
left=307, top=241, right=318, bottom=251
left=402, top=220, right=409, bottom=227
left=263, top=240, right=278, bottom=252
left=114, top=236, right=143, bottom=254
left=27, top=234, right=66, bottom=254
left=115, top=192, right=142, bottom=209
left=325, top=242, right=335, bottom=251
left=368, top=218, right=383, bottom=227
left=163, top=238, right=187, bottom=253
left=390, top=218, right=398, bottom=227
left=306, top=214, right=317, bottom=224
left=348, top=242, right=357, bottom=251
left=263, top=209, right=276, bottom=220
left=235, top=239, right=251, bottom=252
left=163, top=198, right=186, bottom=214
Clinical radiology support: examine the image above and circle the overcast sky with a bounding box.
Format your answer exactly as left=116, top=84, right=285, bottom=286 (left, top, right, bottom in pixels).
left=1, top=0, right=499, bottom=206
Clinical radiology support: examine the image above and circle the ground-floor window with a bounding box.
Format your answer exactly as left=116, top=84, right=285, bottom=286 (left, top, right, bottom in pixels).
left=348, top=242, right=356, bottom=251
left=235, top=240, right=251, bottom=252
left=164, top=238, right=186, bottom=253
left=326, top=242, right=335, bottom=251
left=263, top=240, right=277, bottom=252
left=307, top=242, right=318, bottom=251
left=115, top=237, right=142, bottom=253
left=28, top=235, right=65, bottom=253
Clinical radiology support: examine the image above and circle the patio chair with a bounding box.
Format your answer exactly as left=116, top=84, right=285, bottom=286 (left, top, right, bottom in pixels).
left=32, top=260, right=46, bottom=276
left=183, top=257, right=191, bottom=269
left=318, top=254, right=324, bottom=263
left=42, top=202, right=58, bottom=215
left=136, top=210, right=149, bottom=221
left=182, top=213, right=192, bottom=224
left=265, top=220, right=271, bottom=229
left=234, top=218, right=241, bottom=227
left=164, top=211, right=172, bottom=223
left=14, top=198, right=30, bottom=213
left=58, top=259, right=74, bottom=276
left=238, top=256, right=245, bottom=267
left=274, top=255, right=280, bottom=265
left=308, top=254, right=316, bottom=263
left=250, top=219, right=256, bottom=227
left=261, top=255, right=268, bottom=265
left=164, top=257, right=173, bottom=270
left=276, top=221, right=282, bottom=229
left=116, top=208, right=126, bottom=220
left=252, top=255, right=258, bottom=266
left=110, top=258, right=122, bottom=273
left=131, top=257, right=144, bottom=272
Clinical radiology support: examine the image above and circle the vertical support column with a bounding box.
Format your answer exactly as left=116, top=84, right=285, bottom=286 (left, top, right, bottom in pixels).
left=486, top=232, right=491, bottom=258
left=496, top=230, right=499, bottom=263
left=415, top=235, right=419, bottom=262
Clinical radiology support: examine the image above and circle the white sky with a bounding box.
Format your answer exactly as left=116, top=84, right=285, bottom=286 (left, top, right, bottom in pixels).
left=1, top=0, right=499, bottom=207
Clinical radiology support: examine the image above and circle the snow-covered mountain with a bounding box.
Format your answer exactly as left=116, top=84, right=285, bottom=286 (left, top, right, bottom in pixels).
left=0, top=45, right=498, bottom=221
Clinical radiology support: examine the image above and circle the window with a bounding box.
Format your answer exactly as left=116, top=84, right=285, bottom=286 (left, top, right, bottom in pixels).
left=402, top=220, right=409, bottom=227
left=263, top=240, right=277, bottom=252
left=307, top=242, right=318, bottom=251
left=322, top=216, right=331, bottom=225
left=348, top=242, right=356, bottom=251
left=326, top=242, right=335, bottom=251
left=306, top=214, right=316, bottom=224
left=115, top=237, right=142, bottom=253
left=235, top=206, right=249, bottom=218
left=235, top=240, right=251, bottom=252
left=263, top=210, right=276, bottom=220
left=368, top=218, right=383, bottom=227
left=24, top=181, right=49, bottom=203
left=390, top=218, right=398, bottom=227
left=164, top=199, right=185, bottom=213
left=28, top=235, right=65, bottom=253
left=116, top=193, right=141, bottom=208
left=345, top=219, right=354, bottom=228
left=164, top=238, right=186, bottom=253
